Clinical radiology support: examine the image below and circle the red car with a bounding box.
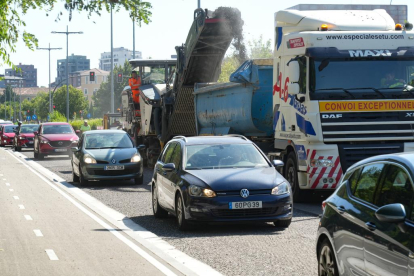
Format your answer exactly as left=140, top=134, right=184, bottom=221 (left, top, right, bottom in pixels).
left=0, top=124, right=17, bottom=147
left=13, top=124, right=39, bottom=151
left=34, top=122, right=80, bottom=159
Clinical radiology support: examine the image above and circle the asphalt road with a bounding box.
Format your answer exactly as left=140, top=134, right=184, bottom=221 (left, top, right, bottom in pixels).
left=14, top=147, right=323, bottom=276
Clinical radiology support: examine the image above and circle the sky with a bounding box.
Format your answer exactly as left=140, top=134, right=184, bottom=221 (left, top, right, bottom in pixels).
left=1, top=0, right=413, bottom=87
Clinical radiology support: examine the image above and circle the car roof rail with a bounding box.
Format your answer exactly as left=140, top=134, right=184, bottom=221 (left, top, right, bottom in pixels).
left=224, top=134, right=248, bottom=141
left=173, top=135, right=187, bottom=142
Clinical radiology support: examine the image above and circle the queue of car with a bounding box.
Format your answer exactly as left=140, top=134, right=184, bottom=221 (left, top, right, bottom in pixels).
left=3, top=120, right=414, bottom=274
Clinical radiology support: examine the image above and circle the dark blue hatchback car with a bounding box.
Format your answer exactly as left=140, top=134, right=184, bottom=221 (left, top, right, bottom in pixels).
left=151, top=136, right=293, bottom=230
left=316, top=152, right=414, bottom=276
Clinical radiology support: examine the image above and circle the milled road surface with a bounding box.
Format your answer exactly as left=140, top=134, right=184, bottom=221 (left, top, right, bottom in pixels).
left=15, top=147, right=323, bottom=276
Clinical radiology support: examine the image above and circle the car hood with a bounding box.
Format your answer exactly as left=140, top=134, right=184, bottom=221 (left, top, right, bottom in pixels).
left=85, top=148, right=137, bottom=162
left=3, top=133, right=15, bottom=138
left=20, top=133, right=35, bottom=138
left=184, top=167, right=286, bottom=191
left=42, top=134, right=78, bottom=141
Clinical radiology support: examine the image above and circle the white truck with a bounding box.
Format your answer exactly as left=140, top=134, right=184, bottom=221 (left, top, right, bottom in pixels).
left=272, top=8, right=414, bottom=201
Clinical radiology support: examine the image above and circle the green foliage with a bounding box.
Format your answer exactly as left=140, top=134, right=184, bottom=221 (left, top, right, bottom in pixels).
left=92, top=61, right=132, bottom=117
left=31, top=92, right=49, bottom=119
left=49, top=110, right=67, bottom=122
left=0, top=0, right=152, bottom=68
left=218, top=36, right=273, bottom=83
left=0, top=85, right=17, bottom=102
left=70, top=118, right=102, bottom=130
left=53, top=85, right=88, bottom=118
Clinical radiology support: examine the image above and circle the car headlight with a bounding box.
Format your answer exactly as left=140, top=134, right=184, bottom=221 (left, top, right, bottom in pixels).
left=83, top=154, right=97, bottom=164
left=188, top=185, right=216, bottom=198
left=19, top=136, right=26, bottom=140
left=310, top=159, right=334, bottom=167
left=130, top=153, right=141, bottom=163
left=40, top=139, right=49, bottom=144
left=70, top=138, right=79, bottom=143
left=271, top=182, right=290, bottom=195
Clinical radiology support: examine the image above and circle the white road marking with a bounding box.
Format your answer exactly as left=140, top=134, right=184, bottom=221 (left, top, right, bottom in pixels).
left=13, top=196, right=19, bottom=200
left=5, top=183, right=10, bottom=186
left=2, top=178, right=6, bottom=180
left=18, top=205, right=25, bottom=209
left=33, top=230, right=43, bottom=237
left=24, top=215, right=33, bottom=221
left=8, top=149, right=222, bottom=276
left=45, top=249, right=59, bottom=261
left=9, top=189, right=14, bottom=192
left=0, top=174, right=3, bottom=176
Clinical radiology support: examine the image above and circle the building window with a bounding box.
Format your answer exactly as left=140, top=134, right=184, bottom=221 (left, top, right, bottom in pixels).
left=93, top=88, right=98, bottom=95
left=84, top=88, right=88, bottom=95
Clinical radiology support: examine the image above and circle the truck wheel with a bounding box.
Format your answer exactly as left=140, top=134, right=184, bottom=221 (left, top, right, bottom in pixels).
left=285, top=152, right=305, bottom=202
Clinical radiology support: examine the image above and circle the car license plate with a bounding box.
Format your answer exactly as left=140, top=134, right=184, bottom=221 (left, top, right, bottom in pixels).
left=55, top=148, right=67, bottom=152
left=105, top=165, right=124, bottom=170
left=28, top=141, right=34, bottom=144
left=229, top=201, right=262, bottom=209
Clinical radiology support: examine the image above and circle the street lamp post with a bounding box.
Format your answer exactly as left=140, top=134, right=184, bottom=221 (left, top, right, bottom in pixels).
left=52, top=26, right=83, bottom=122
left=133, top=19, right=135, bottom=59
left=37, top=43, right=62, bottom=113
left=110, top=7, right=114, bottom=113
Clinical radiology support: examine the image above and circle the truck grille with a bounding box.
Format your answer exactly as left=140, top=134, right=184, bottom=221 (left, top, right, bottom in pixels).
left=49, top=141, right=72, bottom=147
left=321, top=111, right=414, bottom=142
left=211, top=208, right=277, bottom=218
left=337, top=143, right=403, bottom=171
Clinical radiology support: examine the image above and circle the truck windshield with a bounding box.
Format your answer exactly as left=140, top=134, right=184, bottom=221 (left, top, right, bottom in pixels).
left=141, top=65, right=175, bottom=85
left=309, top=57, right=414, bottom=100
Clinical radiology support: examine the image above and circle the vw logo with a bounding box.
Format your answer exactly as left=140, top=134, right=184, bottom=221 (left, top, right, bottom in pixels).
left=240, top=189, right=249, bottom=198
left=111, top=159, right=116, bottom=164
left=58, top=141, right=63, bottom=145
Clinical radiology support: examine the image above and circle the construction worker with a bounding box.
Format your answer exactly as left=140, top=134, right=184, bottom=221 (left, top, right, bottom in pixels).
left=129, top=71, right=141, bottom=109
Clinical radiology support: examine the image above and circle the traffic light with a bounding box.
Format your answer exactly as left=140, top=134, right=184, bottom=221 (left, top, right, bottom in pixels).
left=117, top=73, right=123, bottom=83
left=89, top=71, right=95, bottom=82
left=53, top=105, right=56, bottom=109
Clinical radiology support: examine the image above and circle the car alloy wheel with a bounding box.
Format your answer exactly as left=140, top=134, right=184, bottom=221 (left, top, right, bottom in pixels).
left=175, top=194, right=191, bottom=231
left=318, top=241, right=338, bottom=276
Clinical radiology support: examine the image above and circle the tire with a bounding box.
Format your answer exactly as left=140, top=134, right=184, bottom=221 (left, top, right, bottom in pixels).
left=79, top=165, right=88, bottom=186
left=318, top=239, right=339, bottom=276
left=176, top=193, right=192, bottom=231
left=134, top=174, right=144, bottom=185
left=152, top=184, right=168, bottom=218
left=285, top=152, right=305, bottom=202
left=274, top=219, right=292, bottom=228
left=72, top=162, right=80, bottom=183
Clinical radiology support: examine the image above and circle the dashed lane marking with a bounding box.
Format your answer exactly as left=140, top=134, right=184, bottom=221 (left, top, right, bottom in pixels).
left=24, top=215, right=33, bottom=221
left=9, top=189, right=13, bottom=192
left=45, top=249, right=59, bottom=261
left=34, top=230, right=43, bottom=237
left=18, top=205, right=25, bottom=209
left=6, top=183, right=10, bottom=186
left=13, top=196, right=19, bottom=200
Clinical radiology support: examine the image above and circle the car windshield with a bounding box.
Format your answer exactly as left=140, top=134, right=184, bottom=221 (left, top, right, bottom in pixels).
left=84, top=133, right=133, bottom=149
left=21, top=125, right=39, bottom=133
left=185, top=144, right=270, bottom=170
left=4, top=126, right=17, bottom=133
left=42, top=125, right=74, bottom=134
left=309, top=57, right=414, bottom=100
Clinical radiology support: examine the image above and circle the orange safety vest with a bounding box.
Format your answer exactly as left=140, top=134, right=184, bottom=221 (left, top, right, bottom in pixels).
left=129, top=77, right=141, bottom=103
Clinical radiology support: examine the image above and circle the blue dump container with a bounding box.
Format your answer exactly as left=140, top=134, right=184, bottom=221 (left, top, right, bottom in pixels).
left=194, top=59, right=273, bottom=137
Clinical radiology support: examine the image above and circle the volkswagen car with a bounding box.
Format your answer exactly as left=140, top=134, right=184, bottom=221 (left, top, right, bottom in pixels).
left=33, top=122, right=79, bottom=159
left=13, top=124, right=39, bottom=151
left=151, top=136, right=293, bottom=230
left=316, top=152, right=414, bottom=276
left=0, top=124, right=17, bottom=147
left=71, top=130, right=144, bottom=186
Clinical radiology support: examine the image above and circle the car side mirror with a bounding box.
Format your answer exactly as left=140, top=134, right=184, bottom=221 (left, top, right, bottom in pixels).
left=137, top=144, right=146, bottom=150
left=34, top=131, right=38, bottom=135
left=71, top=147, right=80, bottom=152
left=272, top=160, right=284, bottom=168
left=163, top=163, right=176, bottom=172
left=375, top=203, right=406, bottom=223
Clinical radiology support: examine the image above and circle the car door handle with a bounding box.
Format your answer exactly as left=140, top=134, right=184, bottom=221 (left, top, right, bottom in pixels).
left=337, top=206, right=346, bottom=214
left=366, top=222, right=377, bottom=231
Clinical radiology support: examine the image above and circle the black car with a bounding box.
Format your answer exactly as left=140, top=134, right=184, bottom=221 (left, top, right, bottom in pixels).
left=151, top=135, right=293, bottom=230
left=71, top=130, right=144, bottom=185
left=316, top=152, right=414, bottom=276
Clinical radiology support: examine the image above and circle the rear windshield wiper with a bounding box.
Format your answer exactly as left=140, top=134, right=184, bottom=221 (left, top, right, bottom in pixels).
left=346, top=88, right=385, bottom=99
left=314, top=88, right=356, bottom=99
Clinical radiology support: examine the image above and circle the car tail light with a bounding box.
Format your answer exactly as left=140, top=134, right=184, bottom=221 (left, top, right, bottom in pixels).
left=322, top=201, right=326, bottom=212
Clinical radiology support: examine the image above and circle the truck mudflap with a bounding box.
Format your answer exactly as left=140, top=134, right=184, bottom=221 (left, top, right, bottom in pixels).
left=306, top=149, right=343, bottom=190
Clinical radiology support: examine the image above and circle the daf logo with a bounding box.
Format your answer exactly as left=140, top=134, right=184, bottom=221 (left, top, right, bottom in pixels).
left=406, top=113, right=414, bottom=117
left=111, top=159, right=116, bottom=164
left=58, top=141, right=63, bottom=145
left=322, top=114, right=342, bottom=119
left=240, top=189, right=249, bottom=198
left=348, top=49, right=391, bottom=57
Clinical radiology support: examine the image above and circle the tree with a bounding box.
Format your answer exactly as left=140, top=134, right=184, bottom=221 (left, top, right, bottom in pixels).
left=0, top=85, right=17, bottom=103
left=0, top=0, right=152, bottom=68
left=53, top=85, right=88, bottom=119
left=92, top=61, right=132, bottom=117
left=31, top=92, right=50, bottom=119
left=249, top=35, right=273, bottom=59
